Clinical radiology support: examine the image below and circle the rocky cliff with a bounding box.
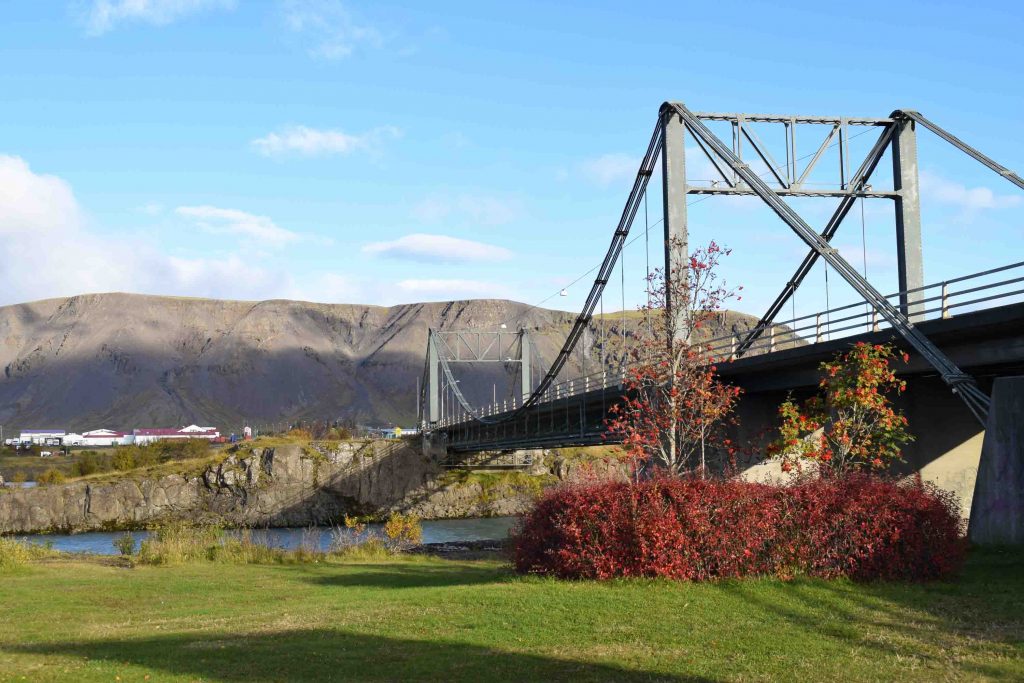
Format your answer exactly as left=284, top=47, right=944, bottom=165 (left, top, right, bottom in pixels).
left=0, top=442, right=628, bottom=534
left=0, top=292, right=764, bottom=431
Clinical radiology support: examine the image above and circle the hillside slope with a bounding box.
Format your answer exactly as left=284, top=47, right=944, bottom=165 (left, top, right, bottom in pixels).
left=0, top=292, right=765, bottom=432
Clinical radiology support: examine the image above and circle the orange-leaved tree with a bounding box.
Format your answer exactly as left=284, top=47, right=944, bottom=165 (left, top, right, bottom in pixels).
left=769, top=342, right=913, bottom=474
left=606, top=239, right=742, bottom=477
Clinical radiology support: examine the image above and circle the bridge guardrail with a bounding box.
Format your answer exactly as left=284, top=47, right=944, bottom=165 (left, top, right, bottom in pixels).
left=701, top=260, right=1024, bottom=359
left=435, top=261, right=1024, bottom=428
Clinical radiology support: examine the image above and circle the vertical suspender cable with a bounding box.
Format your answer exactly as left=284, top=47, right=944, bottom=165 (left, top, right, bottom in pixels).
left=861, top=196, right=869, bottom=331
left=824, top=262, right=831, bottom=340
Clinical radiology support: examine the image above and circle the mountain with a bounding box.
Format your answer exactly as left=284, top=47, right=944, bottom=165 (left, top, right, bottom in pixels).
left=0, top=292, right=766, bottom=433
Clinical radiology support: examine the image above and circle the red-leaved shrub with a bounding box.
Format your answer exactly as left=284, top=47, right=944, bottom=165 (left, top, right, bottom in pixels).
left=513, top=474, right=965, bottom=582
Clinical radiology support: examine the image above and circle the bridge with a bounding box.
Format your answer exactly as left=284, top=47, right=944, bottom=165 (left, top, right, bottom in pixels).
left=418, top=102, right=1024, bottom=479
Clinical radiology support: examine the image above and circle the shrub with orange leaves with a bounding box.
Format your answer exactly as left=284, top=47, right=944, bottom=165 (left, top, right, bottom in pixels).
left=770, top=342, right=912, bottom=474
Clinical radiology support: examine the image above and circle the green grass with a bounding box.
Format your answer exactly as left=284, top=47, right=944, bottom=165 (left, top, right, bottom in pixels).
left=0, top=549, right=1021, bottom=681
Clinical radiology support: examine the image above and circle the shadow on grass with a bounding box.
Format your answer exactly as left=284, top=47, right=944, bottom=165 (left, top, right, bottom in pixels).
left=710, top=547, right=1024, bottom=680
left=11, top=629, right=712, bottom=682
left=302, top=561, right=511, bottom=589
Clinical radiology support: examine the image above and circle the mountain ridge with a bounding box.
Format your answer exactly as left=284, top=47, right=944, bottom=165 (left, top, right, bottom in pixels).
left=0, top=292, right=764, bottom=433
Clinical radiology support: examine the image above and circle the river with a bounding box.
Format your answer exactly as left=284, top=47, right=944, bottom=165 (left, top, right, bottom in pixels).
left=15, top=516, right=521, bottom=555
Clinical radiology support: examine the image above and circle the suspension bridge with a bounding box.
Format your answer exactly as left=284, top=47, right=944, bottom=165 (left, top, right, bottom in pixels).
left=418, top=101, right=1024, bottom=470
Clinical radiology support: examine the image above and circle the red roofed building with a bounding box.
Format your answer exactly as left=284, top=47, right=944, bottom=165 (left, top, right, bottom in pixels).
left=132, top=425, right=220, bottom=445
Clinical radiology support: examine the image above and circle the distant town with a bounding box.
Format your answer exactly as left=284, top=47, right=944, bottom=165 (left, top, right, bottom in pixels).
left=4, top=424, right=418, bottom=452
left=4, top=425, right=233, bottom=449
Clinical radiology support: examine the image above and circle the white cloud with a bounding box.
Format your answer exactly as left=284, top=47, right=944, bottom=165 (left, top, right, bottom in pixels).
left=251, top=125, right=400, bottom=158
left=0, top=156, right=82, bottom=237
left=394, top=279, right=510, bottom=301
left=579, top=153, right=639, bottom=188
left=175, top=205, right=301, bottom=245
left=282, top=0, right=383, bottom=60
left=921, top=170, right=1022, bottom=212
left=0, top=154, right=290, bottom=305
left=362, top=233, right=512, bottom=263
left=83, top=0, right=235, bottom=35
left=411, top=194, right=520, bottom=227
left=0, top=155, right=521, bottom=308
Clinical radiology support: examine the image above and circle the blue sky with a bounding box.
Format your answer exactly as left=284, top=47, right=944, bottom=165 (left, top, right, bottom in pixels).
left=0, top=0, right=1021, bottom=322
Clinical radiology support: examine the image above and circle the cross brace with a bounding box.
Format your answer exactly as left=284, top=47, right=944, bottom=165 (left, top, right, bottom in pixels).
left=664, top=102, right=992, bottom=424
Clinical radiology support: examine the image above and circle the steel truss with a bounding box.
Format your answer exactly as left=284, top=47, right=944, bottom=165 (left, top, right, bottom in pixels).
left=687, top=111, right=898, bottom=198
left=421, top=328, right=533, bottom=426
left=425, top=101, right=1023, bottom=431
left=665, top=102, right=994, bottom=423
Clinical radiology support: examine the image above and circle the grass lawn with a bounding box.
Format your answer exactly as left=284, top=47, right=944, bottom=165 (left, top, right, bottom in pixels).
left=0, top=548, right=1021, bottom=681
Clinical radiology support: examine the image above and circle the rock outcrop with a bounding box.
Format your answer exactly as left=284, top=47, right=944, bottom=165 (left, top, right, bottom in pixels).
left=0, top=442, right=629, bottom=534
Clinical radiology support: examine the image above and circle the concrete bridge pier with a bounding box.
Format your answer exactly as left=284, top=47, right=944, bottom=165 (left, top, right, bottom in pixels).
left=422, top=432, right=448, bottom=461
left=968, top=376, right=1024, bottom=545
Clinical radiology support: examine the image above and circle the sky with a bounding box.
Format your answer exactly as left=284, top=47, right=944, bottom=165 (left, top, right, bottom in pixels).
left=1, top=0, right=1021, bottom=323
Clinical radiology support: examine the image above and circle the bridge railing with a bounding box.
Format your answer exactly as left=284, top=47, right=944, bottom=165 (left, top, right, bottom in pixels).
left=702, top=260, right=1024, bottom=359
left=435, top=262, right=1024, bottom=428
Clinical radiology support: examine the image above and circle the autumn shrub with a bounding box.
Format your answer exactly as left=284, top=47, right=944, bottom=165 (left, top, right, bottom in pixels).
left=136, top=523, right=327, bottom=565
left=383, top=512, right=423, bottom=551
left=113, top=532, right=136, bottom=556
left=770, top=342, right=912, bottom=474
left=513, top=474, right=965, bottom=582
left=0, top=537, right=53, bottom=570
left=137, top=522, right=224, bottom=565
left=36, top=468, right=66, bottom=486
left=72, top=451, right=111, bottom=477
left=111, top=449, right=136, bottom=472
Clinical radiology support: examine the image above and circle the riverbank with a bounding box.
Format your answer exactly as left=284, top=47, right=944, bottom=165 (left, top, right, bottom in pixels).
left=1, top=547, right=1021, bottom=680
left=0, top=441, right=627, bottom=535
left=14, top=516, right=518, bottom=555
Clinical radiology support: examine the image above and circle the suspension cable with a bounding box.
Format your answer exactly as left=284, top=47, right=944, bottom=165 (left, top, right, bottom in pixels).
left=644, top=189, right=652, bottom=336
left=620, top=238, right=626, bottom=367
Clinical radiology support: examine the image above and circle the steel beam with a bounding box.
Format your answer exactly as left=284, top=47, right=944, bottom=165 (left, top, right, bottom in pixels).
left=896, top=110, right=1024, bottom=191
left=669, top=101, right=989, bottom=424
left=661, top=105, right=689, bottom=345
left=520, top=330, right=531, bottom=401
left=687, top=187, right=899, bottom=198
left=427, top=330, right=440, bottom=423
left=694, top=112, right=893, bottom=126
left=892, top=115, right=926, bottom=320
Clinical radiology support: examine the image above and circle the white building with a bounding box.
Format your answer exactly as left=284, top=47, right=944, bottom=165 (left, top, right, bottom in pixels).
left=19, top=429, right=65, bottom=445
left=132, top=425, right=221, bottom=445
left=82, top=429, right=129, bottom=447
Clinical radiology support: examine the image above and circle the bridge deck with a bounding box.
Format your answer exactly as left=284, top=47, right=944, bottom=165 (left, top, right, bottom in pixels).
left=434, top=302, right=1024, bottom=454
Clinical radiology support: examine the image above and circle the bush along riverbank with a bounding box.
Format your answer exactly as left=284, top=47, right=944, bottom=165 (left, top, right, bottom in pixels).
left=0, top=440, right=629, bottom=534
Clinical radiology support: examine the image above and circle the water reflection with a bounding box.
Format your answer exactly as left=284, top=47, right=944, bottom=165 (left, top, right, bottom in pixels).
left=16, top=516, right=520, bottom=555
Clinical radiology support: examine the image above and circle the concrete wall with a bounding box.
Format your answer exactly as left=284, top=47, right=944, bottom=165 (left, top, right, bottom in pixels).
left=736, top=374, right=986, bottom=521
left=968, top=376, right=1024, bottom=544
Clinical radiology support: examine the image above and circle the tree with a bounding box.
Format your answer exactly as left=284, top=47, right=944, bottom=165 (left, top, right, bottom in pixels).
left=605, top=239, right=742, bottom=477
left=769, top=342, right=913, bottom=474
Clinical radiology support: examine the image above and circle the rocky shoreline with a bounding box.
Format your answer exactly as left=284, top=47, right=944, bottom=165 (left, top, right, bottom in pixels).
left=0, top=441, right=627, bottom=535
left=412, top=539, right=511, bottom=560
